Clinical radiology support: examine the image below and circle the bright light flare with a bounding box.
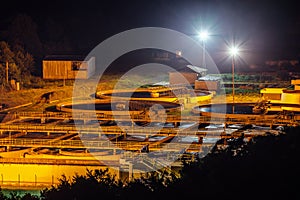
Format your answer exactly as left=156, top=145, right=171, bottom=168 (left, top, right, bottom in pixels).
left=176, top=50, right=182, bottom=57
left=229, top=47, right=239, bottom=56
left=198, top=31, right=209, bottom=41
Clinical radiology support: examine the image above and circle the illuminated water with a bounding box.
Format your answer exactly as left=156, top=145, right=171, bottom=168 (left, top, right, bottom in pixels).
left=194, top=102, right=288, bottom=116
left=195, top=103, right=255, bottom=114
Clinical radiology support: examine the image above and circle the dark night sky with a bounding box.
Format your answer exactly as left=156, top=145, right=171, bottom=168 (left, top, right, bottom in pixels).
left=1, top=0, right=299, bottom=72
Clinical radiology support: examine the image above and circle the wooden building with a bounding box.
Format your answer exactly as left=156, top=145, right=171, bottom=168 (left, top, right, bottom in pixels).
left=42, top=55, right=95, bottom=79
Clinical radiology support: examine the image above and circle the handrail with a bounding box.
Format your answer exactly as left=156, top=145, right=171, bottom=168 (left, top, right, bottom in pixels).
left=11, top=111, right=300, bottom=125
left=0, top=138, right=211, bottom=151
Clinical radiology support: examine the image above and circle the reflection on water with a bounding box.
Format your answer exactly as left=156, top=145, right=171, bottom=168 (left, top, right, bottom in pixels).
left=197, top=104, right=255, bottom=114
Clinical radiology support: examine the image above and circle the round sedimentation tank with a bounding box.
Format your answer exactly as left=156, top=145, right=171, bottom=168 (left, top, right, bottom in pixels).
left=56, top=99, right=182, bottom=116
left=191, top=103, right=280, bottom=117
left=95, top=86, right=213, bottom=103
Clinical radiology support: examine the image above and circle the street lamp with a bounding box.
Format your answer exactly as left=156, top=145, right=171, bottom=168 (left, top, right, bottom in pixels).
left=198, top=31, right=209, bottom=73
left=229, top=46, right=239, bottom=113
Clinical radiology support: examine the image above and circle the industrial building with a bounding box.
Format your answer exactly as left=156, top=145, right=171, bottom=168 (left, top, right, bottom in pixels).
left=260, top=79, right=300, bottom=104
left=260, top=79, right=300, bottom=112
left=169, top=65, right=221, bottom=92
left=42, top=55, right=95, bottom=79
left=260, top=88, right=285, bottom=104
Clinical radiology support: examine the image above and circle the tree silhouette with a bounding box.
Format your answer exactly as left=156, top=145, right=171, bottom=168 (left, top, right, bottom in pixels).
left=3, top=14, right=43, bottom=76
left=0, top=188, right=8, bottom=200
left=167, top=127, right=300, bottom=200
left=0, top=41, right=35, bottom=87
left=12, top=44, right=35, bottom=76
left=0, top=41, right=19, bottom=86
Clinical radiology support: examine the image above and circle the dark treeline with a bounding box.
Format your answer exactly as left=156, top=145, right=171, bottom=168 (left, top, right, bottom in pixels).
left=0, top=14, right=73, bottom=88
left=1, top=126, right=299, bottom=200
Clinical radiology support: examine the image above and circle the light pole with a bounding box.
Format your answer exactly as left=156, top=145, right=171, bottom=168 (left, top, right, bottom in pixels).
left=5, top=61, right=9, bottom=84
left=199, top=31, right=209, bottom=74
left=229, top=47, right=239, bottom=113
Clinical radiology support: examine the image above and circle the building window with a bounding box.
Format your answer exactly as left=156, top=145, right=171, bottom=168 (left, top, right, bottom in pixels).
left=72, top=61, right=82, bottom=71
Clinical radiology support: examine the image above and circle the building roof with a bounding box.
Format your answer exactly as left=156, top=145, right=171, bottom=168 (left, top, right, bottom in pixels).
left=43, top=55, right=87, bottom=61
left=186, top=65, right=207, bottom=74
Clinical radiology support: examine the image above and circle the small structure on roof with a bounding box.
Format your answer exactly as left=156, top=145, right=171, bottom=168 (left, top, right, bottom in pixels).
left=42, top=55, right=95, bottom=79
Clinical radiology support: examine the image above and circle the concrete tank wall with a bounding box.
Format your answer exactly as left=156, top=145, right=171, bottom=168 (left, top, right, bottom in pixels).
left=281, top=91, right=300, bottom=104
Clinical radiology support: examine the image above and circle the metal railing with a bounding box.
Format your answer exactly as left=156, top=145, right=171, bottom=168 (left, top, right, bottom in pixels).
left=0, top=157, right=106, bottom=166
left=12, top=111, right=300, bottom=125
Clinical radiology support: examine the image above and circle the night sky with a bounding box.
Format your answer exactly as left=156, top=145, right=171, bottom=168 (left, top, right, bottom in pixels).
left=1, top=0, right=299, bottom=72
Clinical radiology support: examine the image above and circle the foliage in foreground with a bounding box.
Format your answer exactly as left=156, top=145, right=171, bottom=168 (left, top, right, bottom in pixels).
left=1, top=126, right=299, bottom=200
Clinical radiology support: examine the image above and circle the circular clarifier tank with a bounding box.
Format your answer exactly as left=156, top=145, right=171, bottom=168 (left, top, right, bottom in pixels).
left=95, top=86, right=213, bottom=103
left=56, top=99, right=181, bottom=115
left=192, top=103, right=280, bottom=116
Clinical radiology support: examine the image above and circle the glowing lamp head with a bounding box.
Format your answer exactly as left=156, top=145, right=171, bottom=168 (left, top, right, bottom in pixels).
left=199, top=31, right=209, bottom=41
left=176, top=50, right=182, bottom=57
left=229, top=47, right=239, bottom=56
